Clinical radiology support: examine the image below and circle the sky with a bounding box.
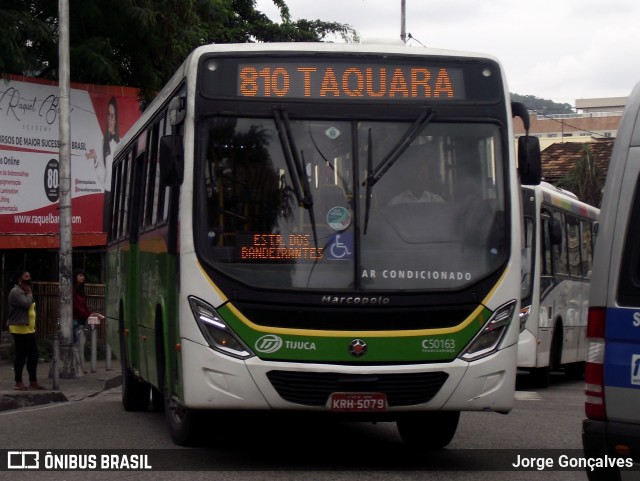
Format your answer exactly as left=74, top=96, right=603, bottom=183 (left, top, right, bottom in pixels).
left=256, top=0, right=640, bottom=107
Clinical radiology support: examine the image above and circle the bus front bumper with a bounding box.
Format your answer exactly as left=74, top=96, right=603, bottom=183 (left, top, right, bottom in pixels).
left=180, top=338, right=517, bottom=414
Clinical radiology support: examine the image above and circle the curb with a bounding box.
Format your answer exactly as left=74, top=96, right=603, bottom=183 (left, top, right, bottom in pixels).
left=0, top=374, right=122, bottom=412
left=0, top=391, right=68, bottom=411
left=104, top=374, right=123, bottom=392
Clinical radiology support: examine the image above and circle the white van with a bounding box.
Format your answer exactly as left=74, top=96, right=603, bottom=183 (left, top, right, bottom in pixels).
left=582, top=81, right=640, bottom=480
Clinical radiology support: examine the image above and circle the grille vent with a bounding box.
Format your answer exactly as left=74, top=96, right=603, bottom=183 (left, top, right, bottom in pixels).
left=266, top=370, right=449, bottom=407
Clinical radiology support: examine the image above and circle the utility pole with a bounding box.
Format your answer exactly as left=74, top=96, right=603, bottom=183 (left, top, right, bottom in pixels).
left=58, top=0, right=80, bottom=378
left=400, top=0, right=407, bottom=43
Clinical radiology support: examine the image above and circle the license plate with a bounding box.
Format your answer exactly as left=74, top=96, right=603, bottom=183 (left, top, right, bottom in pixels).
left=329, top=392, right=387, bottom=412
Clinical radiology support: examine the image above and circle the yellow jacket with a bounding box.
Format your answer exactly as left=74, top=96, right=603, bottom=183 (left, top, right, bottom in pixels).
left=9, top=301, right=36, bottom=335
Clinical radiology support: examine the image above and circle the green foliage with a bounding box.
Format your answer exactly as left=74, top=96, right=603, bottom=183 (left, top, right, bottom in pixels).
left=511, top=93, right=574, bottom=115
left=1, top=0, right=358, bottom=99
left=556, top=143, right=604, bottom=207
left=72, top=251, right=104, bottom=283
left=0, top=1, right=57, bottom=77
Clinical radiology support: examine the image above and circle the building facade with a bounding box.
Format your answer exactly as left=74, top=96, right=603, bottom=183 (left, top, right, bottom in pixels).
left=514, top=97, right=625, bottom=150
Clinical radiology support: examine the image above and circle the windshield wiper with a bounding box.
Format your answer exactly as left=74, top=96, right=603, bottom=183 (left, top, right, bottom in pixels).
left=273, top=108, right=318, bottom=252
left=364, top=128, right=374, bottom=235
left=362, top=109, right=436, bottom=234
left=363, top=109, right=436, bottom=189
left=273, top=108, right=312, bottom=209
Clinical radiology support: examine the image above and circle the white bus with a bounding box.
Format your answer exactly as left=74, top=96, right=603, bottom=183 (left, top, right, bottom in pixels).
left=106, top=42, right=541, bottom=447
left=582, top=81, right=640, bottom=480
left=519, top=182, right=599, bottom=387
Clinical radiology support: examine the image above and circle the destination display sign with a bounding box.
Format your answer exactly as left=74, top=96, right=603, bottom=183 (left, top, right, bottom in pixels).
left=236, top=233, right=324, bottom=261
left=236, top=62, right=466, bottom=101
left=198, top=55, right=496, bottom=102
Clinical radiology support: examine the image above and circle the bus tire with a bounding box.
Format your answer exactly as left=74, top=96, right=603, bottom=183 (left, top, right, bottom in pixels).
left=164, top=392, right=201, bottom=446
left=550, top=321, right=563, bottom=371
left=122, top=366, right=151, bottom=411
left=530, top=366, right=550, bottom=388
left=119, top=315, right=151, bottom=411
left=565, top=361, right=584, bottom=380
left=530, top=322, right=563, bottom=389
left=397, top=411, right=459, bottom=449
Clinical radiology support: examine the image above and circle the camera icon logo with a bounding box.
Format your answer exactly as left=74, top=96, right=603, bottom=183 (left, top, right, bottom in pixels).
left=7, top=451, right=39, bottom=469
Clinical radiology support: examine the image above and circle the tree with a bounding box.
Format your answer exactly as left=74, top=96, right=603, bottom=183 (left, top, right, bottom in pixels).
left=556, top=143, right=604, bottom=207
left=0, top=1, right=55, bottom=77
left=510, top=93, right=574, bottom=115
left=0, top=0, right=358, bottom=99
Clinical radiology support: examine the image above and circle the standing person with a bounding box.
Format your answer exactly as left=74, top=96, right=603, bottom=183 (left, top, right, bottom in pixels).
left=72, top=270, right=91, bottom=371
left=7, top=270, right=45, bottom=391
left=86, top=97, right=121, bottom=231
left=72, top=270, right=104, bottom=371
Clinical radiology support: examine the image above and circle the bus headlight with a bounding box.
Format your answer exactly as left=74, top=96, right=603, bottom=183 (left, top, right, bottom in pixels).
left=460, top=300, right=517, bottom=361
left=188, top=296, right=254, bottom=359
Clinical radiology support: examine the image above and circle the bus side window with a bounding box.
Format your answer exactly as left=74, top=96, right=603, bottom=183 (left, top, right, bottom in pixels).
left=119, top=151, right=133, bottom=241
left=566, top=215, right=581, bottom=277
left=618, top=185, right=640, bottom=305
left=138, top=130, right=151, bottom=233
left=552, top=211, right=568, bottom=275
left=109, top=160, right=122, bottom=242
left=541, top=214, right=553, bottom=276
left=144, top=123, right=160, bottom=228
left=521, top=217, right=534, bottom=297
left=580, top=220, right=593, bottom=278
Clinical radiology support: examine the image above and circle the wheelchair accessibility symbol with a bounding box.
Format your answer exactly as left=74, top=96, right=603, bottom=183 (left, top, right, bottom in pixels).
left=633, top=354, right=640, bottom=386
left=327, top=233, right=353, bottom=260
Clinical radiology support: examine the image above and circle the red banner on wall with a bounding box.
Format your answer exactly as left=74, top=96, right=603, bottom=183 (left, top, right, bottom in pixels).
left=0, top=75, right=141, bottom=247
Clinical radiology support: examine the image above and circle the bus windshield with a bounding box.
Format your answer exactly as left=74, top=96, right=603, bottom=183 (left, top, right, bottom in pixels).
left=197, top=116, right=506, bottom=290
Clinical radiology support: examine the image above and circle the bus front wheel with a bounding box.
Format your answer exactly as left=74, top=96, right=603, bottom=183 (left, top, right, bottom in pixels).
left=397, top=411, right=460, bottom=449
left=164, top=392, right=201, bottom=446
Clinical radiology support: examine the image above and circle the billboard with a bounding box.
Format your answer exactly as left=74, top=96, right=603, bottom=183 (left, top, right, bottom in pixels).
left=0, top=75, right=140, bottom=247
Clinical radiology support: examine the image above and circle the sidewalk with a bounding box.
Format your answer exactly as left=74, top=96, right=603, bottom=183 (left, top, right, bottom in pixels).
left=0, top=354, right=122, bottom=411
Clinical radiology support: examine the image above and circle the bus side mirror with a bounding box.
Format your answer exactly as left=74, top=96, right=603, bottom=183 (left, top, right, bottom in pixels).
left=159, top=134, right=184, bottom=186
left=518, top=135, right=542, bottom=185
left=512, top=101, right=542, bottom=185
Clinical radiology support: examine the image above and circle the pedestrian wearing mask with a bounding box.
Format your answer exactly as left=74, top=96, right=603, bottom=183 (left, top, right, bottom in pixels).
left=7, top=270, right=45, bottom=391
